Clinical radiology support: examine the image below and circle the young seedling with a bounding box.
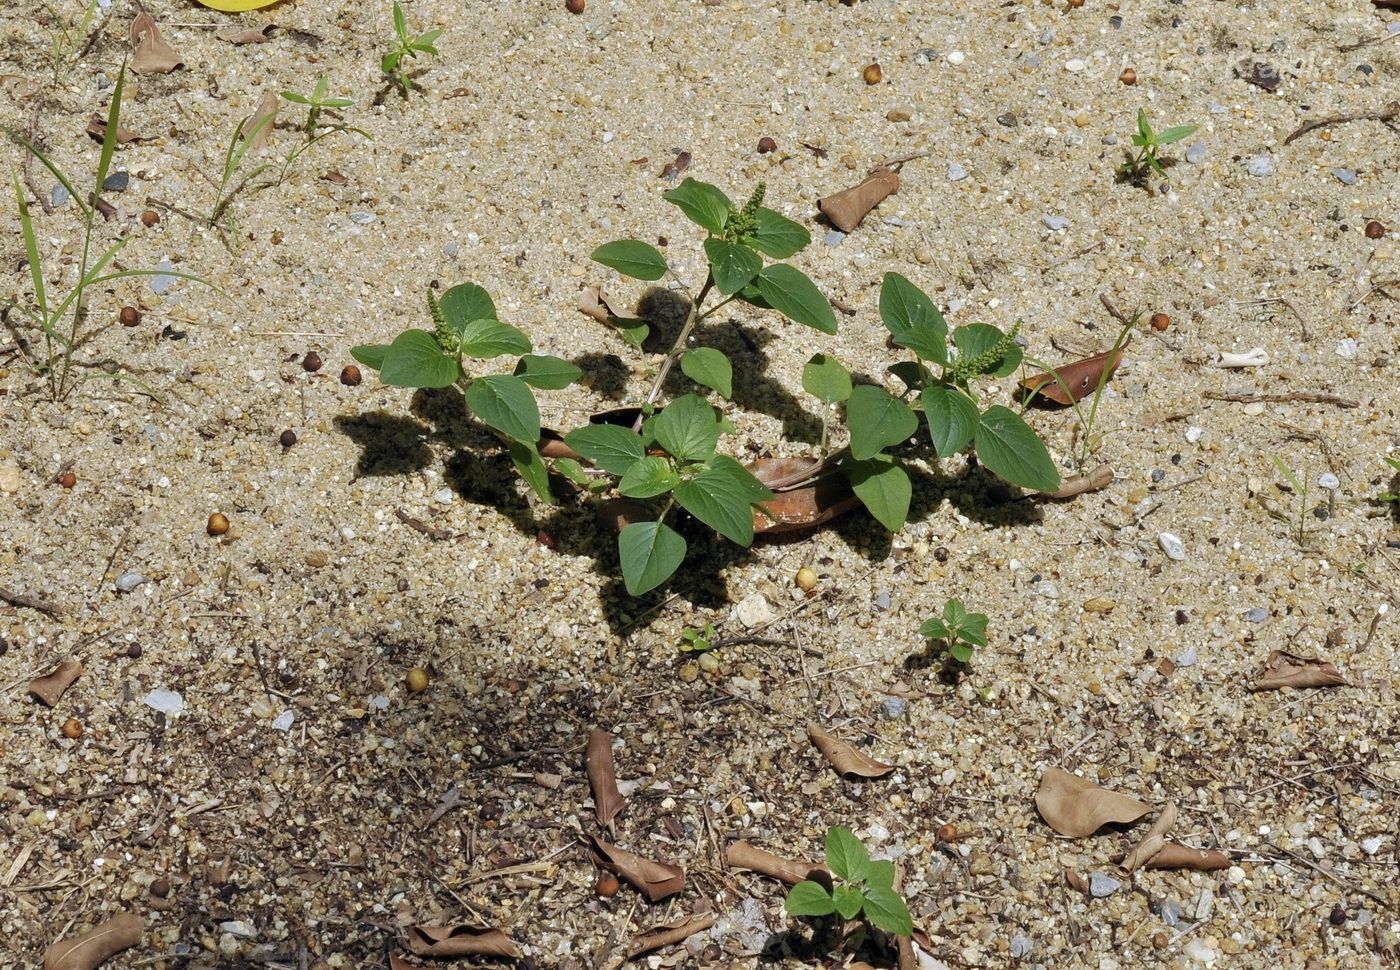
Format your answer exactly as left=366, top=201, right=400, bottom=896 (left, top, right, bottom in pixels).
left=1021, top=315, right=1136, bottom=472
left=382, top=1, right=443, bottom=96
left=350, top=283, right=581, bottom=497
left=278, top=77, right=370, bottom=182
left=918, top=598, right=989, bottom=665
left=1271, top=455, right=1311, bottom=546
left=679, top=622, right=717, bottom=653
left=1379, top=455, right=1400, bottom=506
left=1119, top=109, right=1196, bottom=180
left=208, top=105, right=278, bottom=234
left=41, top=0, right=102, bottom=85
left=785, top=826, right=913, bottom=941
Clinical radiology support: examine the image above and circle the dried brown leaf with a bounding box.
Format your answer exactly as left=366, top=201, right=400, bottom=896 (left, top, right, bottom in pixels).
left=43, top=913, right=143, bottom=970
left=216, top=24, right=276, bottom=45
left=586, top=728, right=626, bottom=826
left=403, top=924, right=521, bottom=959
left=1145, top=843, right=1232, bottom=870
left=590, top=836, right=685, bottom=902
left=1249, top=650, right=1346, bottom=691
left=322, top=170, right=348, bottom=186
left=577, top=284, right=642, bottom=327
left=243, top=92, right=279, bottom=151
left=1044, top=465, right=1115, bottom=499
left=627, top=914, right=715, bottom=958
left=749, top=458, right=860, bottom=534
left=29, top=660, right=82, bottom=707
left=85, top=116, right=144, bottom=145
left=818, top=167, right=899, bottom=232
left=806, top=722, right=895, bottom=779
left=1064, top=868, right=1090, bottom=893
left=1019, top=340, right=1129, bottom=407
left=388, top=955, right=428, bottom=970
left=129, top=13, right=183, bottom=75
left=1121, top=802, right=1177, bottom=873
left=660, top=151, right=692, bottom=179
left=725, top=841, right=829, bottom=885
left=1, top=75, right=40, bottom=100
left=1035, top=767, right=1151, bottom=838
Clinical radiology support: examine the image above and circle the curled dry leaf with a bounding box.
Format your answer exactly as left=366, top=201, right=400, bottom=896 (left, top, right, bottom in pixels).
left=627, top=914, right=716, bottom=959
left=243, top=92, right=279, bottom=151
left=577, top=284, right=644, bottom=327
left=216, top=24, right=277, bottom=45
left=725, top=840, right=829, bottom=885
left=1145, top=843, right=1231, bottom=871
left=403, top=924, right=521, bottom=959
left=43, top=913, right=143, bottom=970
left=86, top=116, right=144, bottom=145
left=806, top=722, right=895, bottom=779
left=659, top=150, right=692, bottom=179
left=1019, top=339, right=1129, bottom=406
left=388, top=956, right=428, bottom=970
left=129, top=13, right=183, bottom=75
left=586, top=728, right=626, bottom=826
left=1035, top=767, right=1151, bottom=838
left=751, top=457, right=861, bottom=534
left=29, top=660, right=82, bottom=707
left=818, top=166, right=899, bottom=232
left=1249, top=650, right=1346, bottom=691
left=1063, top=868, right=1090, bottom=894
left=1044, top=465, right=1114, bottom=499
left=1121, top=802, right=1177, bottom=873
left=590, top=836, right=685, bottom=902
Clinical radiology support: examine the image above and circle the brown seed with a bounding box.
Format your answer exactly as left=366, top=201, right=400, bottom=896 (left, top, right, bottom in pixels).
left=58, top=471, right=77, bottom=489
left=566, top=0, right=584, bottom=12
left=127, top=643, right=143, bottom=659
left=934, top=546, right=950, bottom=563
left=339, top=364, right=362, bottom=386
left=149, top=878, right=170, bottom=899
left=757, top=136, right=777, bottom=154
left=302, top=351, right=323, bottom=372
left=1150, top=312, right=1170, bottom=332
left=862, top=63, right=882, bottom=85
left=595, top=873, right=620, bottom=897
left=795, top=566, right=818, bottom=591
left=1119, top=67, right=1137, bottom=85
left=141, top=209, right=160, bottom=227
left=1068, top=0, right=1084, bottom=6
left=1365, top=220, right=1386, bottom=240
left=279, top=430, right=298, bottom=448
left=1152, top=932, right=1169, bottom=950
left=119, top=306, right=141, bottom=327
left=61, top=718, right=83, bottom=739
left=207, top=512, right=230, bottom=536
left=936, top=823, right=958, bottom=842
left=406, top=667, right=430, bottom=693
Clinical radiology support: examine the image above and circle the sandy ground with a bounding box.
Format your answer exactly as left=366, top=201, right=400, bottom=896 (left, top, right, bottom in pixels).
left=1, top=0, right=1399, bottom=967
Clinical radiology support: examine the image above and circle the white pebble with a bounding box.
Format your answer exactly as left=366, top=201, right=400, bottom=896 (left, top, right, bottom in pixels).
left=1159, top=532, right=1187, bottom=561
left=143, top=689, right=184, bottom=716
left=1065, top=58, right=1086, bottom=73
left=270, top=709, right=295, bottom=732
left=1335, top=338, right=1358, bottom=359
left=1185, top=426, right=1203, bottom=443
left=947, top=50, right=965, bottom=66
left=1318, top=473, right=1340, bottom=490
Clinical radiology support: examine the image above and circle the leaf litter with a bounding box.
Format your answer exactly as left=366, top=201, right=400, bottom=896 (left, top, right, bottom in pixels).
left=28, top=659, right=82, bottom=707
left=42, top=913, right=143, bottom=970
left=589, top=836, right=685, bottom=902
left=1035, top=767, right=1151, bottom=837
left=402, top=923, right=521, bottom=959
left=1249, top=650, right=1347, bottom=690
left=129, top=13, right=183, bottom=75
left=586, top=727, right=627, bottom=826
left=806, top=722, right=895, bottom=778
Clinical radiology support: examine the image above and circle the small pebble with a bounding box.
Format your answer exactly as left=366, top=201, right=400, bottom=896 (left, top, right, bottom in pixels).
left=302, top=351, right=323, bottom=372
left=1246, top=156, right=1275, bottom=177
left=270, top=709, right=295, bottom=731
left=566, top=0, right=585, bottom=12
left=1335, top=338, right=1358, bottom=359
left=143, top=689, right=184, bottom=716
left=1042, top=215, right=1070, bottom=231
left=1183, top=939, right=1218, bottom=964
left=120, top=306, right=142, bottom=327
left=1089, top=872, right=1121, bottom=897
left=946, top=50, right=965, bottom=66
left=1159, top=898, right=1184, bottom=926
left=1065, top=58, right=1086, bottom=73
left=433, top=488, right=454, bottom=503
left=207, top=512, right=230, bottom=536
left=1244, top=607, right=1269, bottom=622
left=61, top=718, right=83, bottom=739
left=1360, top=836, right=1383, bottom=855
left=349, top=211, right=377, bottom=225
left=141, top=209, right=160, bottom=227
left=51, top=185, right=70, bottom=207
left=1332, top=168, right=1357, bottom=185
left=881, top=696, right=908, bottom=720
left=1185, top=426, right=1203, bottom=443
left=1010, top=935, right=1034, bottom=959
left=757, top=136, right=776, bottom=154
left=1365, top=220, right=1386, bottom=239
left=947, top=162, right=968, bottom=181
left=279, top=430, right=297, bottom=448
left=150, top=260, right=177, bottom=294
left=678, top=662, right=699, bottom=684
left=862, top=63, right=882, bottom=85
left=1176, top=647, right=1198, bottom=666
left=1158, top=532, right=1187, bottom=561
left=102, top=171, right=129, bottom=192
left=1151, top=469, right=1165, bottom=483
left=697, top=651, right=721, bottom=674
left=115, top=571, right=146, bottom=592
left=873, top=591, right=891, bottom=611
left=1318, top=472, right=1339, bottom=490
left=406, top=668, right=430, bottom=693
left=886, top=106, right=913, bottom=122
left=1186, top=143, right=1207, bottom=164
left=997, top=113, right=1018, bottom=127
left=823, top=230, right=846, bottom=246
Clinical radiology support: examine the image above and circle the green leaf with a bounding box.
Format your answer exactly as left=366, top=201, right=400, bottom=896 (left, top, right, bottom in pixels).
left=847, top=385, right=918, bottom=461
left=281, top=91, right=310, bottom=105
left=861, top=885, right=913, bottom=937
left=802, top=353, right=852, bottom=404
left=680, top=347, right=733, bottom=398
left=618, top=456, right=679, bottom=499
left=553, top=457, right=591, bottom=486
left=950, top=642, right=974, bottom=664
left=379, top=330, right=459, bottom=388
left=349, top=343, right=390, bottom=372
left=651, top=394, right=721, bottom=462
left=880, top=272, right=948, bottom=365
left=465, top=374, right=540, bottom=444
left=662, top=178, right=732, bottom=234
left=675, top=455, right=773, bottom=547
left=956, top=614, right=988, bottom=647
left=749, top=206, right=810, bottom=259
left=514, top=354, right=581, bottom=390
left=887, top=360, right=932, bottom=393
left=94, top=63, right=124, bottom=203
left=921, top=386, right=979, bottom=458
left=458, top=319, right=531, bottom=359
left=832, top=886, right=864, bottom=920
left=1272, top=456, right=1302, bottom=492
left=973, top=405, right=1060, bottom=492
left=825, top=826, right=870, bottom=884
left=919, top=616, right=951, bottom=640
left=785, top=880, right=836, bottom=918
left=702, top=238, right=763, bottom=295
left=1156, top=124, right=1197, bottom=145
left=846, top=454, right=911, bottom=532
left=1137, top=108, right=1153, bottom=143
left=509, top=439, right=551, bottom=501
left=865, top=860, right=896, bottom=892
left=392, top=1, right=407, bottom=37
left=591, top=239, right=669, bottom=281
left=563, top=424, right=644, bottom=476
left=619, top=521, right=687, bottom=596
left=953, top=324, right=1022, bottom=377
left=752, top=264, right=837, bottom=334
left=438, top=283, right=497, bottom=330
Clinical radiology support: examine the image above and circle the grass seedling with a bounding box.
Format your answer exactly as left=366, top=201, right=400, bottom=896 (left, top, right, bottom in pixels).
left=277, top=77, right=370, bottom=182
left=41, top=0, right=102, bottom=85
left=1379, top=455, right=1400, bottom=506
left=207, top=104, right=278, bottom=234
left=918, top=598, right=989, bottom=665
left=1022, top=314, right=1136, bottom=472
left=785, top=826, right=913, bottom=943
left=5, top=64, right=207, bottom=401
left=1271, top=455, right=1311, bottom=546
left=1119, top=109, right=1196, bottom=180
left=382, top=1, right=443, bottom=96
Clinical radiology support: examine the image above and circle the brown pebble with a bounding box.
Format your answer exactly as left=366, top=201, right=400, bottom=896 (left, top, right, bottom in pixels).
left=595, top=872, right=620, bottom=897
left=1119, top=67, right=1137, bottom=85
left=1150, top=312, right=1170, bottom=332
left=1329, top=904, right=1347, bottom=925
left=535, top=528, right=557, bottom=550
left=127, top=643, right=143, bottom=659
left=934, top=546, right=950, bottom=562
left=58, top=471, right=77, bottom=489
left=863, top=63, right=882, bottom=85
left=141, top=209, right=160, bottom=227
left=566, top=0, right=584, bottom=12
left=119, top=306, right=141, bottom=327
left=757, top=136, right=777, bottom=154
left=206, top=512, right=230, bottom=536
left=279, top=430, right=298, bottom=448
left=150, top=878, right=170, bottom=899
left=1152, top=931, right=1169, bottom=950
left=936, top=823, right=957, bottom=842
left=1068, top=0, right=1084, bottom=7
left=61, top=718, right=83, bottom=739
left=339, top=364, right=362, bottom=386
left=1365, top=220, right=1386, bottom=239
left=302, top=351, right=323, bottom=372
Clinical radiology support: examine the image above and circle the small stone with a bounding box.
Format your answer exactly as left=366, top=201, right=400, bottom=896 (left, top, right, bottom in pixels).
left=219, top=921, right=257, bottom=940
left=823, top=230, right=846, bottom=246
left=1176, top=647, right=1198, bottom=667
left=1186, top=143, right=1207, bottom=164
left=997, top=113, right=1018, bottom=127
left=406, top=668, right=430, bottom=693
left=947, top=162, right=968, bottom=181
left=270, top=709, right=295, bottom=731
left=795, top=567, right=818, bottom=591
left=150, top=260, right=177, bottom=294
left=102, top=171, right=129, bottom=192
left=1246, top=156, right=1275, bottom=177
left=1010, top=935, right=1034, bottom=959
left=881, top=696, right=908, bottom=720
left=1361, top=836, right=1383, bottom=855
left=1194, top=888, right=1214, bottom=920
left=1318, top=472, right=1339, bottom=490
left=115, top=571, right=146, bottom=593
left=1042, top=215, right=1070, bottom=231
left=1336, top=338, right=1358, bottom=359
left=1158, top=532, right=1187, bottom=561
left=1365, top=220, right=1386, bottom=240
left=1089, top=872, right=1121, bottom=897
left=0, top=463, right=19, bottom=494
left=433, top=488, right=454, bottom=504
left=1032, top=580, right=1059, bottom=599
left=141, top=209, right=160, bottom=227
left=143, top=689, right=184, bottom=716
left=678, top=662, right=700, bottom=684
left=697, top=651, right=721, bottom=674
left=1159, top=899, right=1184, bottom=926
left=1332, top=168, right=1357, bottom=185
left=1244, top=607, right=1269, bottom=622
left=340, top=364, right=363, bottom=386
left=207, top=512, right=230, bottom=536
left=1151, top=469, right=1166, bottom=483
left=886, top=106, right=913, bottom=123
left=734, top=592, right=773, bottom=629
left=349, top=211, right=377, bottom=225
left=305, top=550, right=329, bottom=568
left=873, top=591, right=891, bottom=611
left=1152, top=932, right=1169, bottom=950
left=946, top=50, right=965, bottom=66
left=1065, top=58, right=1086, bottom=73
left=51, top=185, right=70, bottom=207
left=1118, top=67, right=1136, bottom=85
left=757, top=136, right=776, bottom=154
left=302, top=351, right=323, bottom=372
left=1101, top=135, right=1118, bottom=146
left=1083, top=596, right=1115, bottom=614
left=862, top=63, right=882, bottom=85
left=1183, top=939, right=1218, bottom=964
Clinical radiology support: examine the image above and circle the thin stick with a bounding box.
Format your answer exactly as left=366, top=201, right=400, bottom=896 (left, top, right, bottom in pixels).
left=394, top=508, right=454, bottom=540
left=1283, top=102, right=1400, bottom=145
left=1265, top=842, right=1391, bottom=909
left=0, top=587, right=63, bottom=616
left=1204, top=390, right=1358, bottom=408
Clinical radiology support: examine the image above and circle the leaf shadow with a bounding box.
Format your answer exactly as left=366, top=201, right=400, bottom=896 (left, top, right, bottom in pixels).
left=334, top=411, right=434, bottom=479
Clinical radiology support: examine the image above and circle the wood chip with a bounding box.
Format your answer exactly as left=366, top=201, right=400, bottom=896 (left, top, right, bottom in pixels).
left=29, top=660, right=82, bottom=707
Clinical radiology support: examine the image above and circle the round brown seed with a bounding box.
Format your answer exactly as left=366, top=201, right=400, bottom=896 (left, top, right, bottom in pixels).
left=595, top=873, right=620, bottom=897
left=1150, top=312, right=1170, bottom=332
left=127, top=643, right=143, bottom=659
left=566, top=0, right=584, bottom=12
left=279, top=430, right=298, bottom=448
left=795, top=567, right=818, bottom=591
left=150, top=878, right=170, bottom=899
left=58, top=471, right=77, bottom=489
left=1119, top=68, right=1137, bottom=85
left=1365, top=220, right=1386, bottom=239
left=302, top=351, right=323, bottom=372
left=406, top=667, right=430, bottom=693
left=339, top=364, right=362, bottom=386
left=862, top=63, right=882, bottom=85
left=119, top=306, right=142, bottom=327
left=757, top=136, right=777, bottom=154
left=141, top=209, right=160, bottom=227
left=61, top=718, right=83, bottom=739
left=206, top=512, right=230, bottom=536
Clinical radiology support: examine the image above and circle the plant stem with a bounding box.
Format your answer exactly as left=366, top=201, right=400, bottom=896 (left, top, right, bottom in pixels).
left=634, top=270, right=714, bottom=430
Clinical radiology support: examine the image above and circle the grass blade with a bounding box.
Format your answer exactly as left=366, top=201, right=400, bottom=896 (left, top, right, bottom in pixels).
left=94, top=60, right=125, bottom=201
left=12, top=171, right=48, bottom=318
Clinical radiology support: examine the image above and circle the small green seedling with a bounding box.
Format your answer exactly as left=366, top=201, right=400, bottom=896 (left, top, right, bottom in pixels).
left=679, top=623, right=717, bottom=653
left=1378, top=455, right=1400, bottom=505
left=1271, top=455, right=1311, bottom=546
left=208, top=105, right=278, bottom=233
left=919, top=598, right=988, bottom=664
left=382, top=1, right=443, bottom=96
left=785, top=826, right=913, bottom=939
left=1119, top=109, right=1196, bottom=180
left=281, top=76, right=355, bottom=133
left=42, top=0, right=102, bottom=85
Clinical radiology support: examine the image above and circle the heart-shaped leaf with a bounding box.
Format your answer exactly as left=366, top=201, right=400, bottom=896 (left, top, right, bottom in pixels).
left=465, top=374, right=539, bottom=443
left=703, top=238, right=762, bottom=295
left=379, top=330, right=458, bottom=388
left=438, top=282, right=497, bottom=331
left=662, top=178, right=732, bottom=234
left=675, top=455, right=773, bottom=546
left=861, top=885, right=913, bottom=937
left=784, top=880, right=836, bottom=917
left=921, top=385, right=979, bottom=457
left=847, top=385, right=918, bottom=460
left=350, top=343, right=390, bottom=372
left=618, top=521, right=686, bottom=596
left=1035, top=767, right=1151, bottom=837
left=651, top=394, right=721, bottom=462
left=825, top=826, right=870, bottom=883
left=845, top=453, right=911, bottom=532
left=457, top=319, right=531, bottom=359
left=752, top=264, right=837, bottom=334
left=802, top=353, right=852, bottom=404
left=680, top=347, right=733, bottom=398
left=749, top=206, right=810, bottom=258
left=880, top=272, right=947, bottom=364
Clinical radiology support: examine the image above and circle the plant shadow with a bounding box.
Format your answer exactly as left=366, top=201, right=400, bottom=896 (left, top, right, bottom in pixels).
left=334, top=411, right=435, bottom=478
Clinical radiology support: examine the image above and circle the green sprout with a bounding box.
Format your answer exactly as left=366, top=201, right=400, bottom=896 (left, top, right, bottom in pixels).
left=918, top=598, right=989, bottom=665
left=679, top=623, right=717, bottom=653
left=785, top=826, right=913, bottom=939
left=1119, top=109, right=1196, bottom=180
left=382, top=1, right=443, bottom=96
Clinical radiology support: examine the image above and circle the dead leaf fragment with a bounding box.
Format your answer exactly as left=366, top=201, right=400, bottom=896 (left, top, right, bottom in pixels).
left=1121, top=802, right=1177, bottom=873
left=1145, top=843, right=1231, bottom=870
left=0, top=74, right=40, bottom=100
left=807, top=722, right=895, bottom=779
left=388, top=956, right=428, bottom=970
left=1035, top=767, right=1151, bottom=837
left=590, top=836, right=685, bottom=902
left=586, top=728, right=626, bottom=826
left=322, top=170, right=348, bottom=186
left=216, top=24, right=276, bottom=45
left=627, top=914, right=716, bottom=958
left=29, top=660, right=82, bottom=707
left=725, top=841, right=829, bottom=885
left=1234, top=58, right=1281, bottom=93
left=1249, top=650, right=1346, bottom=691
left=1019, top=340, right=1129, bottom=407
left=43, top=913, right=143, bottom=970
left=660, top=150, right=692, bottom=179
left=130, top=14, right=183, bottom=75
left=242, top=92, right=279, bottom=151
left=86, top=116, right=144, bottom=145
left=403, top=924, right=521, bottom=959
left=576, top=284, right=644, bottom=327
left=750, top=457, right=861, bottom=534
left=818, top=166, right=899, bottom=232
left=1064, top=868, right=1090, bottom=893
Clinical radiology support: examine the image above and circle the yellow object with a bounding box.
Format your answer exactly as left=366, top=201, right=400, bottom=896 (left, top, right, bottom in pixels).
left=194, top=0, right=282, bottom=11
